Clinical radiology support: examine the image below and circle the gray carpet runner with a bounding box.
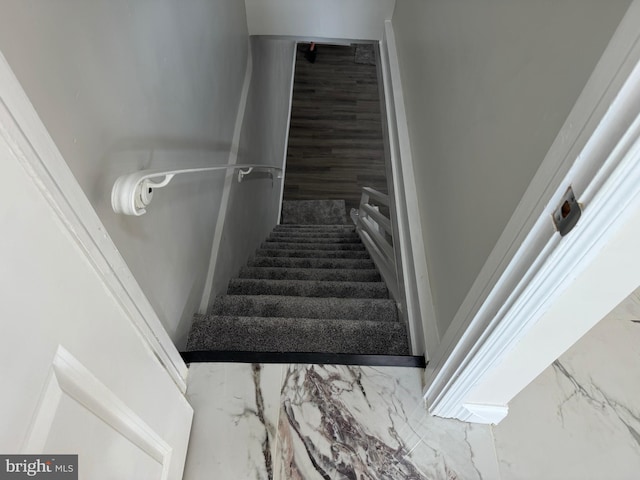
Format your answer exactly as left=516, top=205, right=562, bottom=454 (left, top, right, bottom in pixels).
left=281, top=199, right=348, bottom=225
left=186, top=201, right=410, bottom=356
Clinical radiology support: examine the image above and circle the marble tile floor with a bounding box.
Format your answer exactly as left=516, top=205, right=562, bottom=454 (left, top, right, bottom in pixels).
left=183, top=363, right=500, bottom=480
left=491, top=287, right=640, bottom=479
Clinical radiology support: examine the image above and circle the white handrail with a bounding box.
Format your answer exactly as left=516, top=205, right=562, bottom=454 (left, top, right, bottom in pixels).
left=361, top=186, right=389, bottom=206
left=111, top=164, right=282, bottom=216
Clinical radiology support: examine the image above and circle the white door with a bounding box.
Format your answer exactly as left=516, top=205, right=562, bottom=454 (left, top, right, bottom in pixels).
left=0, top=58, right=193, bottom=479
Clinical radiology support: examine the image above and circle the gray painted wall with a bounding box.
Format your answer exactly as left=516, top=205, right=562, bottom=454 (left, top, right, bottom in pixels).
left=0, top=0, right=250, bottom=348
left=392, top=0, right=631, bottom=337
left=209, top=37, right=296, bottom=299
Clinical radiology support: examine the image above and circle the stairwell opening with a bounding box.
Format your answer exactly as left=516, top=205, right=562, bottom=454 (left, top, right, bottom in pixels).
left=182, top=43, right=418, bottom=362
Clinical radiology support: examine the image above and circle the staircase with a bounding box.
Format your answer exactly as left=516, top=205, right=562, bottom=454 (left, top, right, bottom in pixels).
left=185, top=200, right=410, bottom=358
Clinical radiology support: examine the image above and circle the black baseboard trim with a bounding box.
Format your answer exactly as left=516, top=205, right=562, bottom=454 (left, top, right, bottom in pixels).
left=180, top=350, right=426, bottom=368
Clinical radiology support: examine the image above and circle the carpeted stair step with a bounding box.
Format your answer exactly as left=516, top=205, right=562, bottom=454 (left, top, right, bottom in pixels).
left=267, top=233, right=361, bottom=243
left=247, top=256, right=376, bottom=270
left=238, top=267, right=381, bottom=282
left=185, top=200, right=412, bottom=360
left=186, top=316, right=409, bottom=355
left=274, top=225, right=356, bottom=233
left=255, top=249, right=370, bottom=259
left=281, top=199, right=348, bottom=225
left=211, top=295, right=398, bottom=322
left=261, top=241, right=365, bottom=251
left=270, top=228, right=359, bottom=236
left=227, top=278, right=388, bottom=299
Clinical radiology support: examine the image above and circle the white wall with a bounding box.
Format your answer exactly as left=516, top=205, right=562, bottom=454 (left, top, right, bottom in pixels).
left=245, top=0, right=395, bottom=40
left=0, top=0, right=250, bottom=348
left=492, top=287, right=640, bottom=479
left=208, top=37, right=296, bottom=300
left=391, top=0, right=632, bottom=337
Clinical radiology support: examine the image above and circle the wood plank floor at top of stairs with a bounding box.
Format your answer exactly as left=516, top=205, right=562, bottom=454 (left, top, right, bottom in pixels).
left=284, top=44, right=389, bottom=214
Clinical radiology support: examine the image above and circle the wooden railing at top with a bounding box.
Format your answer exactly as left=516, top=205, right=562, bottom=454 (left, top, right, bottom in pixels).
left=354, top=187, right=400, bottom=300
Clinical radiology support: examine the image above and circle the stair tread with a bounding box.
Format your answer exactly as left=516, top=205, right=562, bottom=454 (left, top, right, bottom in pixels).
left=186, top=315, right=409, bottom=355
left=267, top=235, right=361, bottom=243
left=262, top=241, right=365, bottom=251
left=269, top=231, right=360, bottom=242
left=212, top=295, right=398, bottom=322
left=274, top=225, right=355, bottom=231
left=228, top=278, right=388, bottom=299
left=247, top=257, right=375, bottom=269
left=238, top=267, right=381, bottom=281
left=256, top=249, right=370, bottom=259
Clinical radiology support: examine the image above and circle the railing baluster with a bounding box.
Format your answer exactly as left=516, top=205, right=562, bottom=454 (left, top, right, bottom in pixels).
left=361, top=204, right=392, bottom=236
left=361, top=216, right=394, bottom=260
left=355, top=187, right=399, bottom=301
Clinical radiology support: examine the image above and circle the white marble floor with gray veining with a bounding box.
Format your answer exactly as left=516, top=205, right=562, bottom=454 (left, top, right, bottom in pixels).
left=183, top=363, right=499, bottom=480
left=492, top=287, right=640, bottom=480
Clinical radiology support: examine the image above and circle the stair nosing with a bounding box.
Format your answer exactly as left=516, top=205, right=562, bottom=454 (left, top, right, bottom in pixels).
left=246, top=257, right=376, bottom=269
left=196, top=314, right=399, bottom=323
left=181, top=351, right=425, bottom=367
left=216, top=294, right=396, bottom=304
left=255, top=249, right=370, bottom=258
left=229, top=278, right=386, bottom=286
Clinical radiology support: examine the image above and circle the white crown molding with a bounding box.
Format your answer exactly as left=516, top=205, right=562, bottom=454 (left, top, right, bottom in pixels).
left=423, top=1, right=640, bottom=421
left=0, top=51, right=188, bottom=393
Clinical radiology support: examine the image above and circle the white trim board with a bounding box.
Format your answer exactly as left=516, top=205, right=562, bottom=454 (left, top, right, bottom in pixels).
left=0, top=51, right=188, bottom=393
left=422, top=1, right=640, bottom=423
left=276, top=41, right=298, bottom=225
left=381, top=21, right=440, bottom=359
left=374, top=39, right=411, bottom=344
